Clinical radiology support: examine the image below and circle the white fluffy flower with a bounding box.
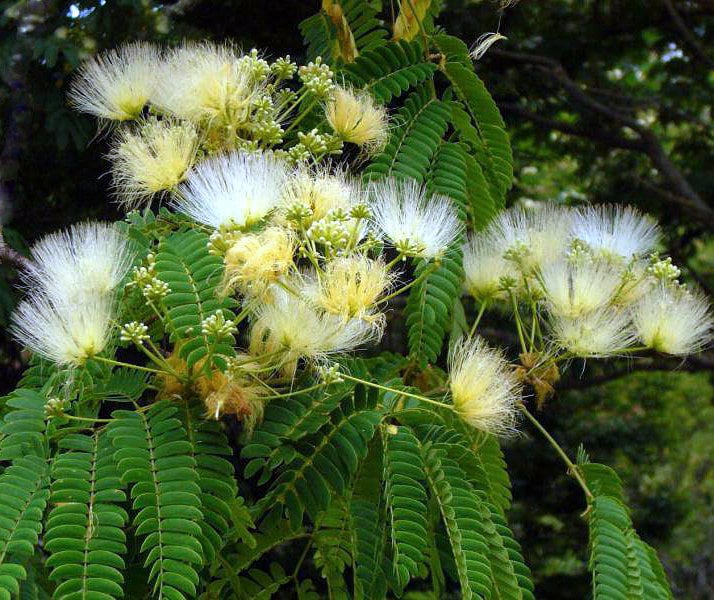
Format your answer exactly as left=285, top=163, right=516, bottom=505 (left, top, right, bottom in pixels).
left=69, top=42, right=159, bottom=121
left=368, top=178, right=462, bottom=259
left=11, top=294, right=114, bottom=366
left=249, top=289, right=380, bottom=374
left=448, top=336, right=521, bottom=435
left=488, top=203, right=573, bottom=273
left=462, top=233, right=517, bottom=302
left=25, top=222, right=132, bottom=303
left=632, top=284, right=713, bottom=355
left=572, top=204, right=660, bottom=262
left=539, top=259, right=622, bottom=318
left=173, top=152, right=289, bottom=229
left=550, top=307, right=636, bottom=357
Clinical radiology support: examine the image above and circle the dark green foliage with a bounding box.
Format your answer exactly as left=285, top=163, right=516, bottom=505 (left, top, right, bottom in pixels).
left=45, top=432, right=128, bottom=600
left=342, top=40, right=438, bottom=103
left=108, top=402, right=203, bottom=600
left=154, top=230, right=237, bottom=370
left=0, top=389, right=47, bottom=461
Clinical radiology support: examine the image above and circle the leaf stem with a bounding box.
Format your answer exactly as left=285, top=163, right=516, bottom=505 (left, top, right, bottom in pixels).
left=340, top=373, right=452, bottom=411
left=93, top=355, right=164, bottom=376
left=468, top=300, right=488, bottom=337
left=517, top=401, right=593, bottom=500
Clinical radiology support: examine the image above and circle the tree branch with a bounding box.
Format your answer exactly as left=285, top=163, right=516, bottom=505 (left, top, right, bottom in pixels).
left=662, top=0, right=714, bottom=69
left=490, top=48, right=714, bottom=225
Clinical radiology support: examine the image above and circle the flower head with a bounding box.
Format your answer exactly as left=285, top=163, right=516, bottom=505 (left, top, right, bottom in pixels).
left=222, top=227, right=295, bottom=296
left=550, top=307, right=635, bottom=357
left=539, top=258, right=622, bottom=318
left=249, top=289, right=380, bottom=375
left=11, top=294, right=114, bottom=366
left=632, top=284, right=713, bottom=355
left=448, top=337, right=521, bottom=435
left=462, top=233, right=517, bottom=302
left=69, top=42, right=159, bottom=121
left=368, top=178, right=462, bottom=259
left=280, top=167, right=357, bottom=225
left=25, top=222, right=132, bottom=303
left=489, top=203, right=573, bottom=273
left=326, top=86, right=388, bottom=152
left=572, top=204, right=660, bottom=262
left=308, top=255, right=392, bottom=321
left=173, top=151, right=288, bottom=229
left=110, top=118, right=199, bottom=208
left=153, top=43, right=265, bottom=127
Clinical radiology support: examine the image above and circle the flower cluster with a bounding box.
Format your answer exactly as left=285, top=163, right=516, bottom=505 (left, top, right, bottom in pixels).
left=69, top=42, right=389, bottom=208
left=463, top=202, right=713, bottom=359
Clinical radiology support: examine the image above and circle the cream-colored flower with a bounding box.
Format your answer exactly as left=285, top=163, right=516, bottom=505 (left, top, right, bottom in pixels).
left=326, top=86, right=388, bottom=152
left=632, top=284, right=713, bottom=355
left=489, top=203, right=573, bottom=274
left=369, top=178, right=462, bottom=259
left=222, top=228, right=295, bottom=296
left=309, top=255, right=392, bottom=321
left=249, top=289, right=380, bottom=376
left=571, top=204, right=660, bottom=262
left=173, top=151, right=288, bottom=229
left=280, top=167, right=356, bottom=224
left=462, top=233, right=517, bottom=302
left=25, top=221, right=132, bottom=303
left=448, top=336, right=521, bottom=435
left=110, top=118, right=199, bottom=208
left=11, top=294, right=114, bottom=366
left=152, top=42, right=265, bottom=128
left=550, top=307, right=635, bottom=357
left=539, top=259, right=622, bottom=318
left=69, top=42, right=159, bottom=121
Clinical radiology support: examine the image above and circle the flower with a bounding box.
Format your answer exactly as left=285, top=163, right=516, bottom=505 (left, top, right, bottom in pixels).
left=539, top=259, right=622, bottom=318
left=571, top=204, right=660, bottom=262
left=11, top=294, right=114, bottom=366
left=308, top=255, right=392, bottom=321
left=173, top=151, right=289, bottom=229
left=280, top=167, right=356, bottom=225
left=550, top=307, right=635, bottom=357
left=69, top=42, right=159, bottom=121
left=25, top=222, right=132, bottom=303
left=489, top=203, right=573, bottom=273
left=222, top=227, right=295, bottom=295
left=448, top=336, right=521, bottom=435
left=368, top=178, right=462, bottom=259
left=325, top=86, right=388, bottom=152
left=202, top=374, right=267, bottom=428
left=152, top=43, right=265, bottom=127
left=110, top=118, right=199, bottom=208
left=632, top=284, right=713, bottom=355
left=249, top=289, right=380, bottom=375
left=462, top=233, right=517, bottom=302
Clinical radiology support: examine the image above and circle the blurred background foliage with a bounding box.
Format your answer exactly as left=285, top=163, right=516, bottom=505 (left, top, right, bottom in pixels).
left=1, top=0, right=713, bottom=598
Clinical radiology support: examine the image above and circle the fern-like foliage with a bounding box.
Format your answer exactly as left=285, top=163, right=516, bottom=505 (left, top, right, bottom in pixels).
left=249, top=385, right=383, bottom=528
left=154, top=230, right=237, bottom=370
left=45, top=432, right=128, bottom=600
left=0, top=454, right=50, bottom=599
left=381, top=425, right=429, bottom=591
left=0, top=390, right=47, bottom=461
left=342, top=40, right=437, bottom=103
left=364, top=85, right=451, bottom=182
left=177, top=400, right=243, bottom=565
left=108, top=402, right=204, bottom=600
left=421, top=442, right=493, bottom=600
left=584, top=463, right=673, bottom=600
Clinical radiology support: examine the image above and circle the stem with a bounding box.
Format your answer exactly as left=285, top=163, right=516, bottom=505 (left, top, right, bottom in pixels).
left=509, top=290, right=529, bottom=354
left=468, top=301, right=488, bottom=337
left=59, top=413, right=113, bottom=424
left=284, top=97, right=318, bottom=135
left=260, top=382, right=329, bottom=401
left=340, top=373, right=452, bottom=411
left=385, top=252, right=406, bottom=271
left=380, top=261, right=439, bottom=304
left=518, top=402, right=593, bottom=500
left=93, top=355, right=164, bottom=376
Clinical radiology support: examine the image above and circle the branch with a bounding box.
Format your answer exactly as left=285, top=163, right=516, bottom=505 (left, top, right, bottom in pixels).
left=662, top=0, right=714, bottom=69
left=0, top=228, right=31, bottom=272
left=491, top=48, right=714, bottom=225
